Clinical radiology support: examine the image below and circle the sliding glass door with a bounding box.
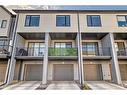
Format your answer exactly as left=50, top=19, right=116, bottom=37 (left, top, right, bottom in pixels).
left=28, top=42, right=45, bottom=56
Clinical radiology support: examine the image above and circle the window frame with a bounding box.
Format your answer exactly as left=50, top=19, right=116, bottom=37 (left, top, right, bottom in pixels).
left=56, top=15, right=71, bottom=27
left=25, top=15, right=40, bottom=27
left=87, top=15, right=102, bottom=27
left=117, top=15, right=127, bottom=27
left=1, top=20, right=7, bottom=28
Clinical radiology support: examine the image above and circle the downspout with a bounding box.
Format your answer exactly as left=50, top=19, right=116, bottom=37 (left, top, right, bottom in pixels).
left=77, top=12, right=84, bottom=88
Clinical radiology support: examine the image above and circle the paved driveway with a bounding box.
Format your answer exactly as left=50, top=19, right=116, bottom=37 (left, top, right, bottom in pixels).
left=2, top=81, right=41, bottom=90
left=46, top=81, right=80, bottom=90
left=86, top=81, right=126, bottom=90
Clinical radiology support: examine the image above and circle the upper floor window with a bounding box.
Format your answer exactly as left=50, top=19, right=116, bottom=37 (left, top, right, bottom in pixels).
left=1, top=20, right=7, bottom=28
left=56, top=15, right=70, bottom=27
left=25, top=15, right=40, bottom=27
left=117, top=16, right=127, bottom=27
left=87, top=15, right=101, bottom=27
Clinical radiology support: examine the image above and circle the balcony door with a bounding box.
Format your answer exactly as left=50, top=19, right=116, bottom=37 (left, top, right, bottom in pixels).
left=28, top=42, right=45, bottom=56
left=55, top=42, right=72, bottom=48
left=54, top=42, right=72, bottom=56
left=115, top=42, right=126, bottom=56
left=82, top=42, right=98, bottom=56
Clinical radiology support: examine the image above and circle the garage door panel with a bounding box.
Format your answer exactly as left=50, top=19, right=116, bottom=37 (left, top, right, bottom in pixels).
left=53, top=64, right=74, bottom=81
left=0, top=64, right=7, bottom=82
left=25, top=64, right=43, bottom=81
left=84, top=64, right=101, bottom=81
left=119, top=64, right=127, bottom=80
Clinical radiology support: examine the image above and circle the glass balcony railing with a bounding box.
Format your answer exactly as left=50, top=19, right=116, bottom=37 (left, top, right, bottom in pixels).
left=16, top=47, right=45, bottom=56
left=48, top=47, right=78, bottom=56
left=82, top=47, right=111, bottom=56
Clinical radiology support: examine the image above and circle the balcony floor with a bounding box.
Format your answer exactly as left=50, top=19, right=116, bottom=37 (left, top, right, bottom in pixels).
left=83, top=56, right=111, bottom=60
left=15, top=56, right=44, bottom=60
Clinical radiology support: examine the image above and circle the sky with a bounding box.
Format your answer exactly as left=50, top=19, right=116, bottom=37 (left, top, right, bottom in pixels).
left=6, top=5, right=127, bottom=10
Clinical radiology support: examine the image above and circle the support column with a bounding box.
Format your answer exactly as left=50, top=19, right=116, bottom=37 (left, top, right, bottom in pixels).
left=42, top=32, right=49, bottom=84
left=109, top=33, right=122, bottom=84
left=77, top=12, right=84, bottom=86
left=6, top=14, right=19, bottom=84
left=102, top=33, right=122, bottom=84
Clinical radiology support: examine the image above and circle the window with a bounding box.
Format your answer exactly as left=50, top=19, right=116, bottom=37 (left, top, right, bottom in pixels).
left=87, top=15, right=101, bottom=27
left=1, top=20, right=7, bottom=28
left=28, top=42, right=45, bottom=56
left=82, top=42, right=98, bottom=56
left=55, top=42, right=72, bottom=48
left=117, top=16, right=127, bottom=27
left=25, top=15, right=40, bottom=27
left=56, top=15, right=70, bottom=26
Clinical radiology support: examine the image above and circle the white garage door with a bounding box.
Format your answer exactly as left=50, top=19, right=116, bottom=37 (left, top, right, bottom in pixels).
left=53, top=64, right=74, bottom=81
left=0, top=64, right=7, bottom=82
left=25, top=64, right=43, bottom=81
left=84, top=64, right=102, bottom=81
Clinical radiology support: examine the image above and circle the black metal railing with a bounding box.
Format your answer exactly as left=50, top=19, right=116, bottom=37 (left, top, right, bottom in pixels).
left=48, top=47, right=78, bottom=56
left=0, top=45, right=11, bottom=55
left=16, top=47, right=45, bottom=56
left=82, top=47, right=111, bottom=56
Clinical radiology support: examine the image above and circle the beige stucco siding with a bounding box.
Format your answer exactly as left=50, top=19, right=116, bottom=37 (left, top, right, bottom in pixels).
left=0, top=7, right=11, bottom=36
left=79, top=12, right=127, bottom=33
left=17, top=13, right=78, bottom=33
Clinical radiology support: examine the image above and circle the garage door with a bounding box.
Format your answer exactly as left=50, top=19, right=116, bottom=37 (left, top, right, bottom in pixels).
left=0, top=64, right=7, bottom=82
left=119, top=64, right=127, bottom=80
left=53, top=64, right=74, bottom=81
left=84, top=64, right=102, bottom=81
left=25, top=64, right=43, bottom=81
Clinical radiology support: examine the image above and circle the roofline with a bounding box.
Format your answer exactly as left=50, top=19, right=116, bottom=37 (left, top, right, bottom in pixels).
left=13, top=9, right=127, bottom=13
left=0, top=5, right=15, bottom=16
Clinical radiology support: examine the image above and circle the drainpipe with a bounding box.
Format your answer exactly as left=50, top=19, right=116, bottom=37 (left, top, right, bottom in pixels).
left=77, top=12, right=84, bottom=88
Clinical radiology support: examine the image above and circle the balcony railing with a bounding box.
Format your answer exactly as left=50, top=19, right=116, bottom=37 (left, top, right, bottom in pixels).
left=117, top=49, right=127, bottom=56
left=48, top=47, right=78, bottom=56
left=16, top=47, right=45, bottom=56
left=0, top=45, right=10, bottom=55
left=82, top=47, right=111, bottom=56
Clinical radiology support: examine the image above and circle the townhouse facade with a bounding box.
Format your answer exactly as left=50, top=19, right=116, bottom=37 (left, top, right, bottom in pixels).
left=1, top=6, right=127, bottom=87
left=0, top=6, right=15, bottom=85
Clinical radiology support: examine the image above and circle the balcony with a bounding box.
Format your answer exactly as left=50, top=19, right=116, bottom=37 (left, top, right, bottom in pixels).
left=48, top=47, right=78, bottom=60
left=82, top=47, right=111, bottom=60
left=117, top=49, right=127, bottom=59
left=0, top=45, right=11, bottom=58
left=15, top=47, right=45, bottom=60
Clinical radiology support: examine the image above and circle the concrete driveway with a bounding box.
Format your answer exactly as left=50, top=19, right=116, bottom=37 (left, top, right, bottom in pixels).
left=2, top=81, right=41, bottom=90
left=86, top=81, right=126, bottom=90
left=46, top=81, right=80, bottom=90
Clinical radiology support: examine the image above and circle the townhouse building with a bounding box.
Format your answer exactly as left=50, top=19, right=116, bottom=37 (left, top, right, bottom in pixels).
left=1, top=6, right=127, bottom=87
left=0, top=6, right=15, bottom=85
